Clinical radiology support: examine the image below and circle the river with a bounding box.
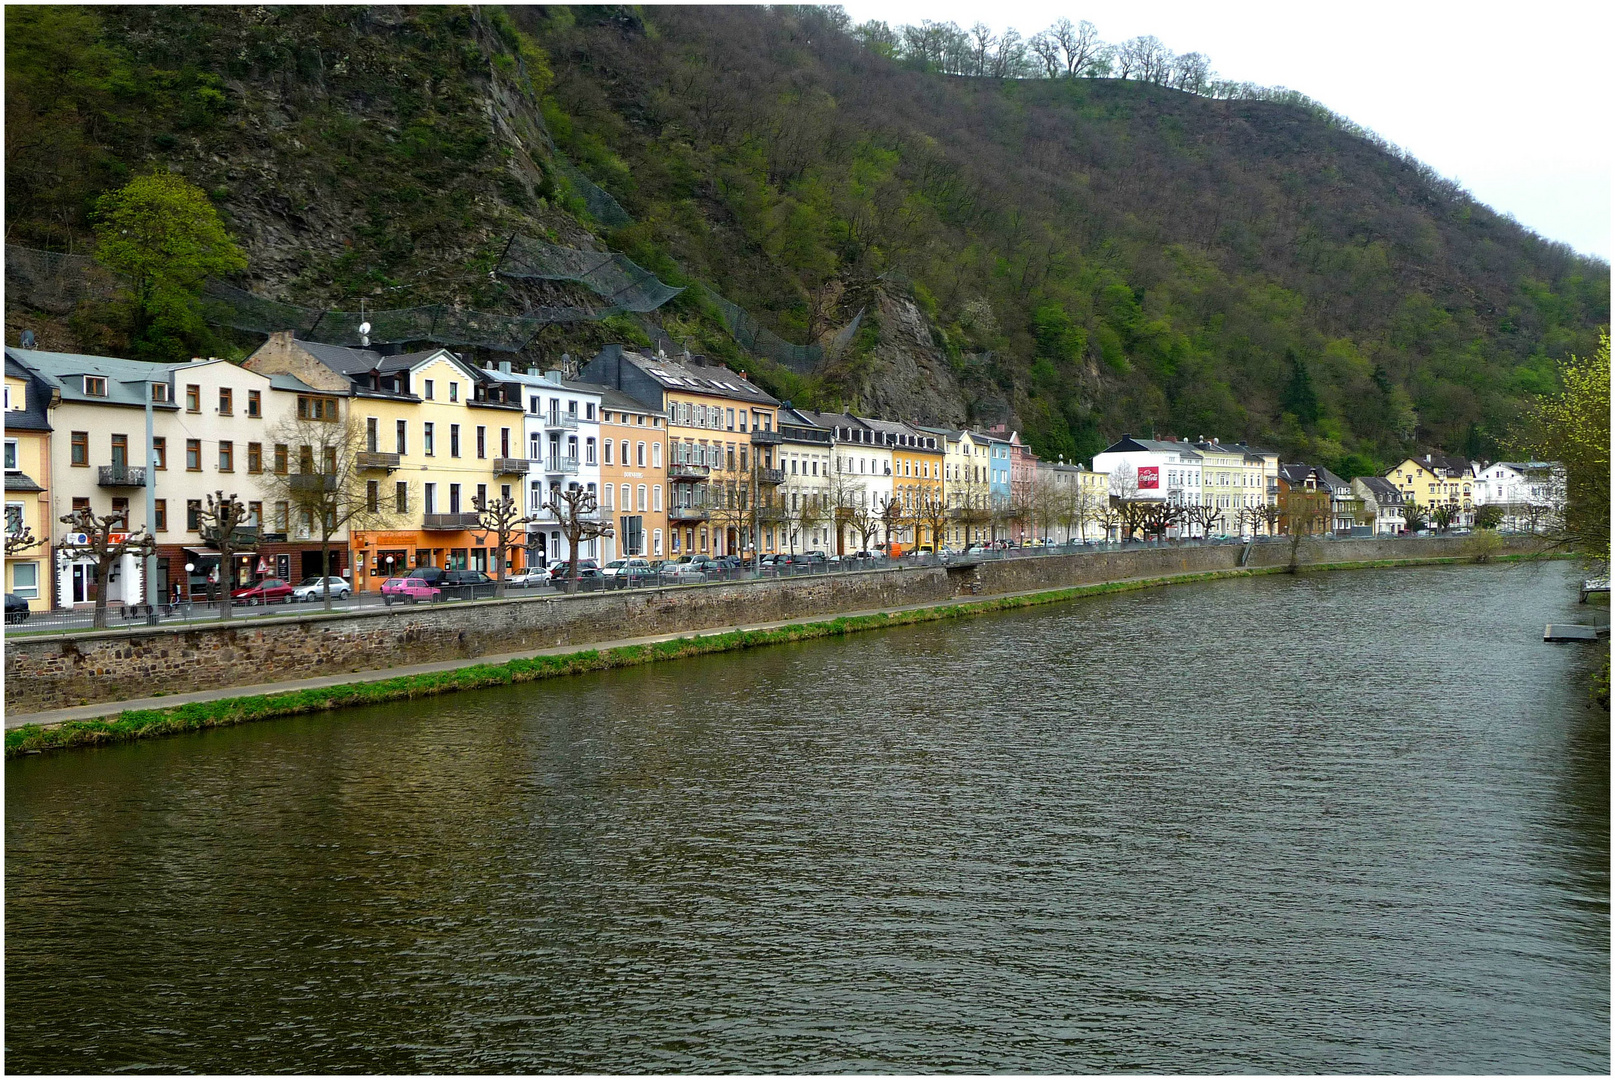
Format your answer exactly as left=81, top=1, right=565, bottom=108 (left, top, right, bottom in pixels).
left=5, top=561, right=1607, bottom=1072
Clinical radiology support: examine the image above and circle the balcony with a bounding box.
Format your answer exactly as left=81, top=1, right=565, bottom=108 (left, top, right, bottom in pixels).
left=749, top=428, right=783, bottom=446
left=544, top=413, right=579, bottom=431
left=290, top=473, right=336, bottom=493
left=545, top=457, right=580, bottom=476
left=97, top=465, right=146, bottom=488
left=668, top=505, right=710, bottom=523
left=668, top=463, right=711, bottom=481
left=422, top=512, right=482, bottom=530
left=492, top=457, right=532, bottom=475
left=756, top=467, right=785, bottom=486
left=356, top=451, right=401, bottom=471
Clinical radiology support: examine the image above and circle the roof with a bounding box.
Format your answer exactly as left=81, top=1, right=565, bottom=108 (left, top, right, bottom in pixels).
left=1097, top=435, right=1204, bottom=461
left=622, top=349, right=780, bottom=406
left=6, top=347, right=182, bottom=409
left=5, top=471, right=44, bottom=493
left=4, top=355, right=53, bottom=432
left=1419, top=451, right=1472, bottom=476
left=265, top=372, right=321, bottom=393
left=565, top=378, right=649, bottom=416
left=1356, top=476, right=1403, bottom=500
left=295, top=339, right=466, bottom=378
left=1315, top=466, right=1350, bottom=490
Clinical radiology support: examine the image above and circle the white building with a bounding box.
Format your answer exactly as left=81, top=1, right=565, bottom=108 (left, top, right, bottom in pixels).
left=1092, top=435, right=1203, bottom=510
left=777, top=407, right=836, bottom=552
left=481, top=364, right=604, bottom=565
left=1472, top=460, right=1566, bottom=531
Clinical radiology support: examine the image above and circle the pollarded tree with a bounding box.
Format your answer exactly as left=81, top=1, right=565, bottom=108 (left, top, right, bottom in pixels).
left=56, top=505, right=157, bottom=629
left=5, top=521, right=40, bottom=556
left=547, top=486, right=614, bottom=594
left=473, top=492, right=539, bottom=598
left=197, top=491, right=251, bottom=620
left=1430, top=502, right=1460, bottom=532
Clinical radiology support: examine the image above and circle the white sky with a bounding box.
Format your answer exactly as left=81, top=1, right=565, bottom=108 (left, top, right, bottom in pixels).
left=837, top=0, right=1613, bottom=261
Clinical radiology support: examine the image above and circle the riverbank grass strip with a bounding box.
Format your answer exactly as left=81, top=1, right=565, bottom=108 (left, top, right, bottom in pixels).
left=6, top=552, right=1561, bottom=758
left=7, top=570, right=1269, bottom=757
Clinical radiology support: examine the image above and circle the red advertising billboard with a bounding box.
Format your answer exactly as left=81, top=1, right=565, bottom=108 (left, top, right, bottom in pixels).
left=1138, top=466, right=1160, bottom=489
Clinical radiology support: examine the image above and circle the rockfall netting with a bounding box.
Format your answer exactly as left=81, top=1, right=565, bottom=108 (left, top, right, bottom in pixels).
left=4, top=247, right=123, bottom=314
left=497, top=236, right=683, bottom=311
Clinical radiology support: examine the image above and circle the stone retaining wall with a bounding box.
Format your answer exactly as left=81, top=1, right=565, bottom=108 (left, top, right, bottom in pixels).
left=4, top=536, right=1530, bottom=714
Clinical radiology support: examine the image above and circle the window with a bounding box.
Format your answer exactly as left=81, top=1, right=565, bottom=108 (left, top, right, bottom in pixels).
left=297, top=395, right=338, bottom=421
left=449, top=382, right=459, bottom=403
left=4, top=502, right=22, bottom=536
left=653, top=484, right=663, bottom=512
left=603, top=440, right=613, bottom=465
left=11, top=561, right=38, bottom=600
left=423, top=379, right=435, bottom=400
left=448, top=483, right=461, bottom=513
left=151, top=383, right=170, bottom=403
left=424, top=423, right=435, bottom=456
left=153, top=499, right=167, bottom=532
left=424, top=483, right=437, bottom=514
left=621, top=439, right=629, bottom=463
left=218, top=441, right=234, bottom=472
left=274, top=443, right=288, bottom=474
left=366, top=480, right=380, bottom=514
left=218, top=388, right=233, bottom=415
left=585, top=437, right=597, bottom=465
left=186, top=500, right=202, bottom=531
left=450, top=424, right=460, bottom=458
left=603, top=483, right=614, bottom=511
left=3, top=439, right=16, bottom=471
left=84, top=375, right=107, bottom=397
left=71, top=431, right=88, bottom=466
left=247, top=442, right=262, bottom=474
left=637, top=484, right=648, bottom=512
left=111, top=433, right=128, bottom=468
left=651, top=442, right=662, bottom=468
left=726, top=408, right=735, bottom=430
left=476, top=426, right=486, bottom=459
left=585, top=403, right=596, bottom=421
left=186, top=439, right=202, bottom=471
left=186, top=385, right=200, bottom=412
left=247, top=390, right=261, bottom=417
left=396, top=420, right=407, bottom=456
left=151, top=437, right=166, bottom=471
left=273, top=501, right=288, bottom=532
left=476, top=483, right=487, bottom=509
left=636, top=442, right=645, bottom=468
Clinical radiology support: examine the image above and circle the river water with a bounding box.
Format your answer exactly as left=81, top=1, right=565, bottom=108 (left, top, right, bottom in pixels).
left=5, top=562, right=1607, bottom=1073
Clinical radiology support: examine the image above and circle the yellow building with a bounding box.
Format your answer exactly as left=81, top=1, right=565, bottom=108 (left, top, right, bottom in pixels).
left=917, top=426, right=993, bottom=548
left=245, top=333, right=524, bottom=591
left=5, top=353, right=53, bottom=610
left=887, top=422, right=944, bottom=550
left=580, top=346, right=782, bottom=558
left=1388, top=452, right=1474, bottom=525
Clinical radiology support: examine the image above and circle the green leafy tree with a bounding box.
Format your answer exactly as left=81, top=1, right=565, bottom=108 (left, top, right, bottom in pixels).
left=1522, top=331, right=1610, bottom=561
left=92, top=173, right=246, bottom=360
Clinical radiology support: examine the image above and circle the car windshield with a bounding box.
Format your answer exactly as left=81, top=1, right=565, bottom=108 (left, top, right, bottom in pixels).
left=382, top=577, right=405, bottom=587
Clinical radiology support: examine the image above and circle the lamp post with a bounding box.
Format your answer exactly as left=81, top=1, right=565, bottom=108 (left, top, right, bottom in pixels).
left=184, top=562, right=194, bottom=612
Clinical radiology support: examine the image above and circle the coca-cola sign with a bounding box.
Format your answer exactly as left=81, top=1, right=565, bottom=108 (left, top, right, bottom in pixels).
left=1138, top=466, right=1160, bottom=490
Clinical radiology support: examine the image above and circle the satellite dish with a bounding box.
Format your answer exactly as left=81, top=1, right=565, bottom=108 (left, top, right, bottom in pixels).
left=358, top=321, right=372, bottom=336
left=20, top=329, right=36, bottom=347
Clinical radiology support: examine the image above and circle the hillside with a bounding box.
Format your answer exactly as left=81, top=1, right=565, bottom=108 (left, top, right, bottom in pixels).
left=5, top=4, right=1607, bottom=475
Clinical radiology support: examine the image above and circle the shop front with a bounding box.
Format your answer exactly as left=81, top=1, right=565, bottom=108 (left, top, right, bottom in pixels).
left=351, top=528, right=531, bottom=590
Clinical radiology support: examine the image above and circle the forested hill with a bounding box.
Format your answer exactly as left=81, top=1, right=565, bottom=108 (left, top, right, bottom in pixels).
left=5, top=5, right=1607, bottom=476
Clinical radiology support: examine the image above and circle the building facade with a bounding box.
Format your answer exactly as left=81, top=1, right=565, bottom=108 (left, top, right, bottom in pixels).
left=5, top=355, right=53, bottom=610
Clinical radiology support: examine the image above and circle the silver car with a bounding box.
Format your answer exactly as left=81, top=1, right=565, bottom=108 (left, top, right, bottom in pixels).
left=293, top=576, right=351, bottom=602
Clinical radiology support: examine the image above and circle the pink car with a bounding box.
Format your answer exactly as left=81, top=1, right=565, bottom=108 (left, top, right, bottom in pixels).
left=379, top=576, right=440, bottom=603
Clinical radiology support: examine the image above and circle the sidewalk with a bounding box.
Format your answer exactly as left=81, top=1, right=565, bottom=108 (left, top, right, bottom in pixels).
left=5, top=581, right=1121, bottom=731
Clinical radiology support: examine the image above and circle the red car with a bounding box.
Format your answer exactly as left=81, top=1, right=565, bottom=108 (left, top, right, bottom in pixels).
left=230, top=577, right=295, bottom=605
left=380, top=576, right=441, bottom=603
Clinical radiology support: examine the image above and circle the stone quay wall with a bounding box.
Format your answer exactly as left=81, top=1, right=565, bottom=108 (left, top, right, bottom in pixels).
left=4, top=535, right=1532, bottom=714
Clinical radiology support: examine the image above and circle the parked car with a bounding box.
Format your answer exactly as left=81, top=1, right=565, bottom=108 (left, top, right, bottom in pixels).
left=614, top=563, right=659, bottom=587
left=5, top=592, right=30, bottom=624
left=660, top=562, right=707, bottom=584
left=504, top=567, right=549, bottom=588
left=545, top=559, right=599, bottom=583
left=231, top=577, right=295, bottom=605
left=380, top=576, right=440, bottom=603
left=292, top=576, right=351, bottom=602
left=409, top=566, right=446, bottom=587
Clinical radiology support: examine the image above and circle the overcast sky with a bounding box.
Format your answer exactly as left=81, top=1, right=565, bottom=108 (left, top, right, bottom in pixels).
left=837, top=0, right=1612, bottom=261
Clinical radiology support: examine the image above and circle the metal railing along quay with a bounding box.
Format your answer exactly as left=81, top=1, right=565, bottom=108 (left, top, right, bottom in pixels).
left=5, top=533, right=1480, bottom=636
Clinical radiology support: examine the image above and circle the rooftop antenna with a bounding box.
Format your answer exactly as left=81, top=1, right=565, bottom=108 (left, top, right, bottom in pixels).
left=358, top=299, right=371, bottom=347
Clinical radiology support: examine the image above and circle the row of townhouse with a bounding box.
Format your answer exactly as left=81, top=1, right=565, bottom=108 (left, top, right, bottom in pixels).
left=4, top=336, right=1566, bottom=612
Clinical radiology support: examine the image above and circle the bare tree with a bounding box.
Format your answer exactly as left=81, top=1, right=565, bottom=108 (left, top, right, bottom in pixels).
left=1170, top=51, right=1213, bottom=94
left=1028, top=31, right=1061, bottom=78
left=1180, top=501, right=1222, bottom=539
left=916, top=490, right=950, bottom=552
left=198, top=491, right=251, bottom=619
left=1278, top=484, right=1331, bottom=570
left=969, top=22, right=997, bottom=76
left=547, top=486, right=614, bottom=594
left=1430, top=502, right=1460, bottom=532
left=1052, top=18, right=1103, bottom=78
left=55, top=506, right=157, bottom=629
left=474, top=492, right=539, bottom=598
left=878, top=494, right=908, bottom=553
left=5, top=521, right=40, bottom=556
left=260, top=409, right=377, bottom=611
left=989, top=29, right=1029, bottom=78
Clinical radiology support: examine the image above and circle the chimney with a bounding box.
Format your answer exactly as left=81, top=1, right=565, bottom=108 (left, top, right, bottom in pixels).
left=738, top=370, right=748, bottom=381
left=498, top=360, right=512, bottom=374
left=547, top=369, right=563, bottom=384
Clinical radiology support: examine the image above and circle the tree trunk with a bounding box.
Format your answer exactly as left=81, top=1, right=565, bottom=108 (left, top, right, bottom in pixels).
left=494, top=533, right=507, bottom=599
left=321, top=534, right=334, bottom=612
left=93, top=556, right=112, bottom=629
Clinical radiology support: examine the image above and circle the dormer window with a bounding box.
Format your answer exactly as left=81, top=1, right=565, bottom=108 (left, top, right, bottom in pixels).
left=83, top=375, right=107, bottom=397
left=151, top=383, right=170, bottom=403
